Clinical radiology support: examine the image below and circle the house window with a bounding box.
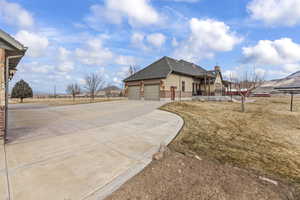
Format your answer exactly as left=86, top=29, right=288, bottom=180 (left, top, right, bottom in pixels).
left=182, top=81, right=185, bottom=92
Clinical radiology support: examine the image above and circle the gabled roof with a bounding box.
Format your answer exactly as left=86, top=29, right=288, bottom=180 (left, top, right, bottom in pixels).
left=124, top=57, right=172, bottom=82
left=124, top=56, right=210, bottom=82
left=0, top=29, right=27, bottom=51
left=0, top=29, right=27, bottom=70
left=275, top=80, right=300, bottom=89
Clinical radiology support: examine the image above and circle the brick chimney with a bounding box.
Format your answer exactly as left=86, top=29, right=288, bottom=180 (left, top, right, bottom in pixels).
left=214, top=66, right=221, bottom=72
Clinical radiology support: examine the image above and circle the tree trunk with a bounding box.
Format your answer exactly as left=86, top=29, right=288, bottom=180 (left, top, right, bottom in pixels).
left=241, top=95, right=245, bottom=112
left=90, top=94, right=94, bottom=103
left=20, top=97, right=23, bottom=103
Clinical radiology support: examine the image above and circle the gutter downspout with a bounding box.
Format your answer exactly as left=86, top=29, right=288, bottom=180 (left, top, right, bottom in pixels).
left=5, top=55, right=23, bottom=142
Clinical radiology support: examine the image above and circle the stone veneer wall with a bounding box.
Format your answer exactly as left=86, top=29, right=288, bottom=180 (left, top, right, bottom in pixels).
left=161, top=90, right=192, bottom=99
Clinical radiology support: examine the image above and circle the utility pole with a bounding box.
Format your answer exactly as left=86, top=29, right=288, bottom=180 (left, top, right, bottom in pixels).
left=290, top=93, right=294, bottom=112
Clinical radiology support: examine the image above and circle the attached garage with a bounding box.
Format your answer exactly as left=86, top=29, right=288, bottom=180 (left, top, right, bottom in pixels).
left=144, top=84, right=160, bottom=101
left=128, top=86, right=140, bottom=100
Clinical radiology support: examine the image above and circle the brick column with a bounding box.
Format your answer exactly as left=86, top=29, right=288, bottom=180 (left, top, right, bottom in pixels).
left=0, top=48, right=5, bottom=144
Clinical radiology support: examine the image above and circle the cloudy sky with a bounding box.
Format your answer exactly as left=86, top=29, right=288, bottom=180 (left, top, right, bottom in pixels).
left=1, top=0, right=300, bottom=93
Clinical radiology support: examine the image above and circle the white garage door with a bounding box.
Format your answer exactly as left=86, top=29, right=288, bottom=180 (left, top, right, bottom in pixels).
left=128, top=86, right=140, bottom=100
left=144, top=84, right=160, bottom=101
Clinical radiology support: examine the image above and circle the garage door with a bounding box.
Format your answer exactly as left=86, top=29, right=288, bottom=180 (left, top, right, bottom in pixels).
left=144, top=84, right=160, bottom=101
left=128, top=86, right=140, bottom=100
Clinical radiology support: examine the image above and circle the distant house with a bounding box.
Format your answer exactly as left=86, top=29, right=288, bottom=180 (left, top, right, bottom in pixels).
left=123, top=56, right=228, bottom=101
left=102, top=85, right=122, bottom=97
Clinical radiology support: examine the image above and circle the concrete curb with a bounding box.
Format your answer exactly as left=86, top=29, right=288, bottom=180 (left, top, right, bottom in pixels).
left=83, top=110, right=184, bottom=200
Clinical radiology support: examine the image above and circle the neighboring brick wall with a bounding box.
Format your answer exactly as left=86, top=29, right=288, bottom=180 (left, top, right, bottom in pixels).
left=0, top=107, right=4, bottom=142
left=0, top=48, right=5, bottom=143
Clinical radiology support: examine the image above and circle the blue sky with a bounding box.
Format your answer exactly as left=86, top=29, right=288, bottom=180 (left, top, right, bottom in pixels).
left=1, top=0, right=300, bottom=93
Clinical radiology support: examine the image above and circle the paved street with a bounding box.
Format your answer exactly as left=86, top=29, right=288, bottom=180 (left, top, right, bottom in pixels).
left=1, top=101, right=183, bottom=200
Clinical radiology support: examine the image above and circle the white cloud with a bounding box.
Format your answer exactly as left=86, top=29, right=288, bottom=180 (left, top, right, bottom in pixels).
left=58, top=47, right=71, bottom=61
left=75, top=35, right=136, bottom=69
left=32, top=64, right=54, bottom=74
left=223, top=70, right=238, bottom=80
left=113, top=77, right=122, bottom=84
left=242, top=38, right=300, bottom=77
left=172, top=37, right=179, bottom=47
left=131, top=32, right=166, bottom=50
left=173, top=18, right=242, bottom=62
left=75, top=37, right=113, bottom=66
left=0, top=0, right=34, bottom=28
left=117, top=66, right=131, bottom=80
left=57, top=61, right=74, bottom=73
left=247, top=0, right=300, bottom=26
left=15, top=30, right=49, bottom=57
left=78, top=78, right=86, bottom=85
left=242, top=38, right=300, bottom=66
left=283, top=63, right=300, bottom=73
left=166, top=0, right=200, bottom=2
left=146, top=33, right=166, bottom=48
left=56, top=47, right=74, bottom=73
left=254, top=68, right=266, bottom=77
left=267, top=70, right=289, bottom=78
left=19, top=62, right=54, bottom=74
left=85, top=0, right=160, bottom=27
left=115, top=55, right=137, bottom=65
left=131, top=32, right=147, bottom=49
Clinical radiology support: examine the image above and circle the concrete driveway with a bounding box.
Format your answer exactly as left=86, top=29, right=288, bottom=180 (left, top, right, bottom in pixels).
left=1, top=101, right=183, bottom=200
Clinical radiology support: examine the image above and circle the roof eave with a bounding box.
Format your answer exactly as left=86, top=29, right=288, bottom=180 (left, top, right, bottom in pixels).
left=0, top=29, right=27, bottom=51
left=124, top=76, right=167, bottom=82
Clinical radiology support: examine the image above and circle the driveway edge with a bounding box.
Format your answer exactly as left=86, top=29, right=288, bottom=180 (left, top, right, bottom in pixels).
left=83, top=110, right=184, bottom=200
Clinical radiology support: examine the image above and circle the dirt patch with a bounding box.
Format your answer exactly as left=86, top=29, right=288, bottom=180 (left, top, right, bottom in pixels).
left=106, top=150, right=294, bottom=200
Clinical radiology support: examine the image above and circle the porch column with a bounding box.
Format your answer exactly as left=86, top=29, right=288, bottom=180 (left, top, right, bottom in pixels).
left=0, top=48, right=5, bottom=144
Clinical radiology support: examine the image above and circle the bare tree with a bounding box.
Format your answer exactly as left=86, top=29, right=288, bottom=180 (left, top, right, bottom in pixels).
left=238, top=67, right=265, bottom=112
left=128, top=65, right=140, bottom=76
left=84, top=73, right=105, bottom=102
left=66, top=83, right=81, bottom=102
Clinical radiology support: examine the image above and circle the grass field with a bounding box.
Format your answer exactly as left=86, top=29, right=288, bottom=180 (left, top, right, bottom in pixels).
left=9, top=97, right=125, bottom=106
left=160, top=96, right=300, bottom=195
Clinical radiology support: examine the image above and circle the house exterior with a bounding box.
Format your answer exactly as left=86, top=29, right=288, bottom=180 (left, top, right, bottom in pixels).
left=102, top=85, right=122, bottom=97
left=124, top=56, right=228, bottom=101
left=0, top=29, right=27, bottom=143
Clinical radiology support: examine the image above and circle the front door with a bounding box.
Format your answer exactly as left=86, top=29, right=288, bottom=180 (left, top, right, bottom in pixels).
left=171, top=87, right=175, bottom=100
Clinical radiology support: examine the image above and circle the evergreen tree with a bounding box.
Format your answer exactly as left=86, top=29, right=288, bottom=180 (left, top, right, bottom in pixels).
left=11, top=80, right=33, bottom=103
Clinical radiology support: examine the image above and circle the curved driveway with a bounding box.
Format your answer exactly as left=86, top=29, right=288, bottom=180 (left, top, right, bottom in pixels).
left=1, top=100, right=183, bottom=200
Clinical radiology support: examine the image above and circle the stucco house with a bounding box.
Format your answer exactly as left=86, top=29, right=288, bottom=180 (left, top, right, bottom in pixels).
left=124, top=56, right=228, bottom=101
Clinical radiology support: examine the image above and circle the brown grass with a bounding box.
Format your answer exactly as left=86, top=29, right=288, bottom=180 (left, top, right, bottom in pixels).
left=9, top=97, right=124, bottom=106
left=160, top=97, right=300, bottom=194
left=106, top=150, right=292, bottom=200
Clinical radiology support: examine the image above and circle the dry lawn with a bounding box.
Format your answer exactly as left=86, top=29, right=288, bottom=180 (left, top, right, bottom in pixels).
left=161, top=96, right=300, bottom=194
left=9, top=97, right=124, bottom=106
left=106, top=150, right=294, bottom=200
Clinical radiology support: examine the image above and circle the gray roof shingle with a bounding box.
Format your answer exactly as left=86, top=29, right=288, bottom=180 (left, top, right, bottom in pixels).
left=124, top=56, right=210, bottom=82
